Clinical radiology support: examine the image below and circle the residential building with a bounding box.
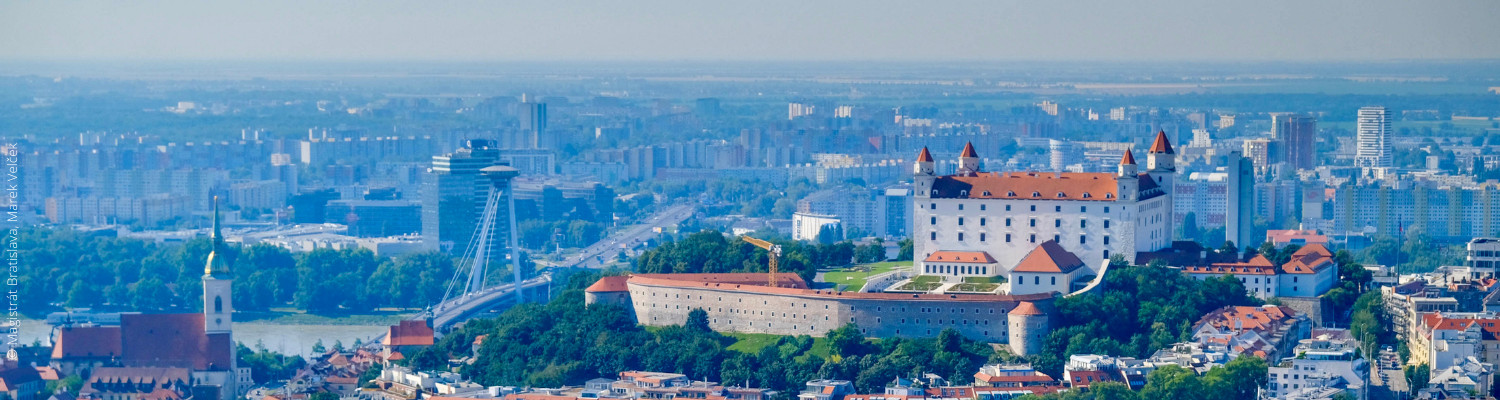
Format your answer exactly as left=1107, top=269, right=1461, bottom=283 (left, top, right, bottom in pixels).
left=1182, top=244, right=1339, bottom=299
left=1265, top=330, right=1370, bottom=400
left=792, top=213, right=843, bottom=242
left=1191, top=305, right=1311, bottom=361
left=226, top=180, right=287, bottom=211
left=1273, top=114, right=1318, bottom=170
left=1355, top=107, right=1393, bottom=168
left=1328, top=181, right=1500, bottom=242
left=324, top=200, right=422, bottom=238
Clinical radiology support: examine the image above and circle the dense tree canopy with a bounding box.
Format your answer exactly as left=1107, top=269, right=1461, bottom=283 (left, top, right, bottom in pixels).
left=633, top=230, right=859, bottom=283
left=15, top=228, right=464, bottom=315
left=426, top=272, right=997, bottom=398
left=1028, top=260, right=1260, bottom=378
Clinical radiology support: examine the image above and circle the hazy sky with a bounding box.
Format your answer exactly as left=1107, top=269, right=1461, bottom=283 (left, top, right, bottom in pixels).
left=4, top=0, right=1499, bottom=62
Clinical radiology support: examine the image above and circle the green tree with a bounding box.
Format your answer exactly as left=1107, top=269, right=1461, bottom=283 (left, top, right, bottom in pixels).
left=1141, top=365, right=1204, bottom=400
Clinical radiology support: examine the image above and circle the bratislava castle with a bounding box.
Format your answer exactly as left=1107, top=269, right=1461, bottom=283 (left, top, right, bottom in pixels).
left=912, top=132, right=1177, bottom=282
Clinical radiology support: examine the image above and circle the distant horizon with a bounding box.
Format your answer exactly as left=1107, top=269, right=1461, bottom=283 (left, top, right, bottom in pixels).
left=5, top=1, right=1500, bottom=63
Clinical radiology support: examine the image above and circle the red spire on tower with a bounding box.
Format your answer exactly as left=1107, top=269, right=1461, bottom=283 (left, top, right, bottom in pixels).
left=1119, top=149, right=1137, bottom=165
left=959, top=142, right=978, bottom=158
left=1149, top=130, right=1175, bottom=154
left=917, top=147, right=933, bottom=162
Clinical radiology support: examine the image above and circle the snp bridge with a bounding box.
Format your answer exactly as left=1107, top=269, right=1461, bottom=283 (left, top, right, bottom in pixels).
left=425, top=274, right=552, bottom=332
left=416, top=165, right=543, bottom=334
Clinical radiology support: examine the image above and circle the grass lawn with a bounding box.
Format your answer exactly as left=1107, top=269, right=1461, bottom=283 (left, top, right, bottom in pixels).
left=951, top=283, right=999, bottom=292
left=822, top=262, right=910, bottom=291
left=725, top=332, right=830, bottom=360
left=963, top=276, right=1006, bottom=284
left=911, top=275, right=941, bottom=283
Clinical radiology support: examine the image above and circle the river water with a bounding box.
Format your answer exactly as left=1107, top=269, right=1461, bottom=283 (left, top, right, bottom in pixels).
left=18, top=319, right=388, bottom=358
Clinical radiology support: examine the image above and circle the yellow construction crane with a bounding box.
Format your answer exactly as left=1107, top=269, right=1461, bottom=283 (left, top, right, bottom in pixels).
left=741, top=236, right=782, bottom=287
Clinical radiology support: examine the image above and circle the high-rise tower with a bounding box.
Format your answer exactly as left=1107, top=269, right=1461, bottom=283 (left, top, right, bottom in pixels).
left=1355, top=106, right=1392, bottom=168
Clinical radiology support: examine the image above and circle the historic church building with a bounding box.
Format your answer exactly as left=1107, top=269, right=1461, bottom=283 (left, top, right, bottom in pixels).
left=51, top=199, right=246, bottom=400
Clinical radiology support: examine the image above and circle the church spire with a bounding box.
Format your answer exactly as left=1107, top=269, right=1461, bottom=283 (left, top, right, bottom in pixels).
left=205, top=196, right=231, bottom=277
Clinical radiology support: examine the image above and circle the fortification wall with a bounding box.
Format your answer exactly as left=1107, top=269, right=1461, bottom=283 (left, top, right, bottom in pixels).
left=625, top=281, right=1048, bottom=343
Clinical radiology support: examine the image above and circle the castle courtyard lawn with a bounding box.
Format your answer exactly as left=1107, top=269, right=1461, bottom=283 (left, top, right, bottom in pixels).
left=822, top=261, right=909, bottom=291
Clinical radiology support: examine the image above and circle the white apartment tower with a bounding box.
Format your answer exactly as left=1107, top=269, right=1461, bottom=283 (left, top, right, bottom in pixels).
left=1355, top=106, right=1392, bottom=168
left=912, top=133, right=1176, bottom=281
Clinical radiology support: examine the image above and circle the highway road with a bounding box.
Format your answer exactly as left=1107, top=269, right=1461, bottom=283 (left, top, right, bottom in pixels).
left=559, top=204, right=694, bottom=269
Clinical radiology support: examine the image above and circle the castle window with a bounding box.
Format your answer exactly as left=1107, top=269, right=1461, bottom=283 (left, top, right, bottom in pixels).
left=960, top=190, right=968, bottom=197
left=980, top=218, right=986, bottom=226
left=1083, top=193, right=1091, bottom=198
left=1029, top=219, right=1036, bottom=227
left=981, top=204, right=987, bottom=210
left=1104, top=220, right=1111, bottom=229
left=959, top=203, right=965, bottom=210
left=1105, top=206, right=1110, bottom=213
left=1057, top=192, right=1066, bottom=198
left=931, top=232, right=936, bottom=240
left=214, top=296, right=223, bottom=313
left=1005, top=218, right=1011, bottom=226
left=1104, top=236, right=1110, bottom=245
left=958, top=233, right=964, bottom=241
left=1034, top=277, right=1040, bottom=285
left=1007, top=191, right=1016, bottom=197
left=1103, top=250, right=1110, bottom=258
left=1005, top=234, right=1011, bottom=243
left=1051, top=276, right=1057, bottom=285
left=1055, top=219, right=1061, bottom=227
left=931, top=216, right=937, bottom=224
left=1030, top=205, right=1036, bottom=212
left=1029, top=234, right=1036, bottom=243
left=1006, top=205, right=1012, bottom=211
left=1055, top=206, right=1062, bottom=212
left=1081, top=206, right=1087, bottom=212
left=1081, top=219, right=1087, bottom=228
left=980, top=233, right=986, bottom=242
left=1080, top=235, right=1087, bottom=244
left=958, top=217, right=964, bottom=226
left=930, top=203, right=937, bottom=210
left=1032, top=191, right=1041, bottom=197
left=1106, top=193, right=1114, bottom=199
left=1053, top=234, right=1060, bottom=243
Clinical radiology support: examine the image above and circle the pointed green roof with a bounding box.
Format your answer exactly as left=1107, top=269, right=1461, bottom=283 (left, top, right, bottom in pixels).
left=205, top=196, right=231, bottom=277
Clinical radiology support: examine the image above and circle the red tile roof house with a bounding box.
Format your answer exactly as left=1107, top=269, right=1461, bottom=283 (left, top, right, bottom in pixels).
left=0, top=360, right=44, bottom=400
left=1191, top=305, right=1311, bottom=361
left=1181, top=244, right=1339, bottom=300
left=381, top=320, right=435, bottom=364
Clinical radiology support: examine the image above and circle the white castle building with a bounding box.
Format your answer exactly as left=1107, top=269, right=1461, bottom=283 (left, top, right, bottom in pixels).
left=912, top=132, right=1177, bottom=291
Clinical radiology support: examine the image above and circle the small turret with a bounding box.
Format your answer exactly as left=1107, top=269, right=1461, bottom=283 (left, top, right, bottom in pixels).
left=1117, top=149, right=1137, bottom=178
left=914, top=147, right=935, bottom=176
left=957, top=142, right=980, bottom=175
left=1147, top=130, right=1176, bottom=174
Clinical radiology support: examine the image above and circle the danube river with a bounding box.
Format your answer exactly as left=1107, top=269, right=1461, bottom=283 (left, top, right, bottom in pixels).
left=18, top=319, right=388, bottom=358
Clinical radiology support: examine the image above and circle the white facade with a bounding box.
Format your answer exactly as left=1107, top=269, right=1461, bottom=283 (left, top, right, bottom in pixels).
left=1266, top=335, right=1369, bottom=400
left=227, top=180, right=287, bottom=210
left=912, top=135, right=1175, bottom=278
left=792, top=212, right=842, bottom=242
left=1355, top=106, right=1392, bottom=168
